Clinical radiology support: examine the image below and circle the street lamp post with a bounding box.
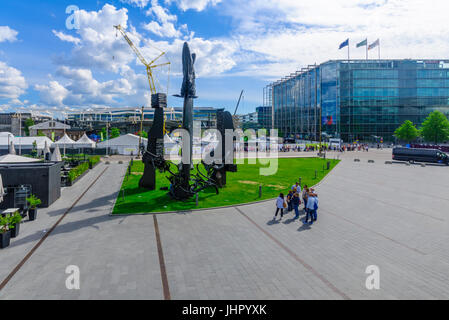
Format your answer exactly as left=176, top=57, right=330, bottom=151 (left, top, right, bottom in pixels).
left=137, top=106, right=144, bottom=159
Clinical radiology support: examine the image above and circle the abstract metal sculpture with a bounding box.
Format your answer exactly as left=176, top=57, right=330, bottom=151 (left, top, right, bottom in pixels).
left=139, top=93, right=167, bottom=190
left=139, top=41, right=237, bottom=201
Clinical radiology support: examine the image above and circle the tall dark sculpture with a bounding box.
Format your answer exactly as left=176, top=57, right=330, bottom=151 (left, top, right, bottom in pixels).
left=139, top=93, right=167, bottom=190
left=176, top=42, right=196, bottom=198
left=138, top=41, right=236, bottom=201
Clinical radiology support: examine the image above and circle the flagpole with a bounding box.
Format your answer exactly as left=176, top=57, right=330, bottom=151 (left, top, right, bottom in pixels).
left=366, top=39, right=368, bottom=60
left=348, top=39, right=350, bottom=61
left=378, top=40, right=381, bottom=59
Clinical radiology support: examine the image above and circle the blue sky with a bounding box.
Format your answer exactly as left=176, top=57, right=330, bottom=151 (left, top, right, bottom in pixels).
left=1, top=0, right=449, bottom=118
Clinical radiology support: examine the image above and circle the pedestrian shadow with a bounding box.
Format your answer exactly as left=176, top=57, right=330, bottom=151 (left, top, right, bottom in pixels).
left=267, top=218, right=280, bottom=225
left=297, top=223, right=311, bottom=232
left=282, top=217, right=297, bottom=224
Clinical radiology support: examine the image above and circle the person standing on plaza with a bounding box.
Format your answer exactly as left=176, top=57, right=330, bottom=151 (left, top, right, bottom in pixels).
left=305, top=191, right=316, bottom=224
left=286, top=190, right=293, bottom=212
left=292, top=182, right=301, bottom=194
left=274, top=193, right=285, bottom=220
left=302, top=186, right=309, bottom=211
left=310, top=189, right=318, bottom=222
left=292, top=192, right=301, bottom=219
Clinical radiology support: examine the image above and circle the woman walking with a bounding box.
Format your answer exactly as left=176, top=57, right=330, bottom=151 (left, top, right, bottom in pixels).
left=274, top=193, right=285, bottom=220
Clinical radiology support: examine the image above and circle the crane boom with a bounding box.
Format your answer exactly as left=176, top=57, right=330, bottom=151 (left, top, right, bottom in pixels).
left=114, top=24, right=170, bottom=95
left=234, top=90, right=244, bottom=116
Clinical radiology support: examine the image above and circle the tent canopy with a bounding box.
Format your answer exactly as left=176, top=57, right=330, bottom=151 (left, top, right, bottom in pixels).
left=54, top=133, right=76, bottom=148
left=75, top=133, right=96, bottom=148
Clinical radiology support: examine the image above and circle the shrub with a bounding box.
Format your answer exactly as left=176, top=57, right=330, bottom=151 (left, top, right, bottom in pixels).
left=89, top=155, right=101, bottom=167
left=0, top=216, right=10, bottom=233
left=68, top=161, right=89, bottom=183
left=26, top=194, right=42, bottom=209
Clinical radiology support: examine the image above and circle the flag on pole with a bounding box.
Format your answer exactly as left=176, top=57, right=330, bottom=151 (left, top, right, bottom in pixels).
left=368, top=39, right=380, bottom=50
left=339, top=39, right=349, bottom=49
left=356, top=39, right=367, bottom=48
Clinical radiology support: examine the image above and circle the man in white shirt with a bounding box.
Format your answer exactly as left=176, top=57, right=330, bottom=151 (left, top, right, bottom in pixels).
left=292, top=182, right=301, bottom=194
left=305, top=191, right=318, bottom=224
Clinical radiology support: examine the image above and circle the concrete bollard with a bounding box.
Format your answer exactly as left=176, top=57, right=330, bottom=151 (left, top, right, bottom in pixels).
left=354, top=159, right=360, bottom=162
left=121, top=189, right=125, bottom=201
left=314, top=170, right=317, bottom=179
left=368, top=160, right=375, bottom=163
left=385, top=161, right=392, bottom=165
left=195, top=193, right=199, bottom=207
left=259, top=185, right=262, bottom=198
left=327, top=161, right=330, bottom=170
left=299, top=177, right=302, bottom=187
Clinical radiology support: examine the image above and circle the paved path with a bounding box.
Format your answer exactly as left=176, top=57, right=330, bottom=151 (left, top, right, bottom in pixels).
left=0, top=150, right=448, bottom=299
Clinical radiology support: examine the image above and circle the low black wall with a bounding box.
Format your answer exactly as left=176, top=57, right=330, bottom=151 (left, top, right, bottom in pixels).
left=0, top=162, right=63, bottom=208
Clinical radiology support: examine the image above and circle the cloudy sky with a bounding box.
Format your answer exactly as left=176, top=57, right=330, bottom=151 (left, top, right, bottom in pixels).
left=1, top=0, right=449, bottom=118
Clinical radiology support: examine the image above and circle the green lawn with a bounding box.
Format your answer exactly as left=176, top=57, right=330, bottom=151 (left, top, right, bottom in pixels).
left=112, top=157, right=339, bottom=214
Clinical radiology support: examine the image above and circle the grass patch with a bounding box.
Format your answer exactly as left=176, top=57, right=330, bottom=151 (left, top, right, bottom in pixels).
left=112, top=157, right=339, bottom=214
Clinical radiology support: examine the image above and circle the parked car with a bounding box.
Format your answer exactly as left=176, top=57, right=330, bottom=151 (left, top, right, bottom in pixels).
left=392, top=147, right=449, bottom=165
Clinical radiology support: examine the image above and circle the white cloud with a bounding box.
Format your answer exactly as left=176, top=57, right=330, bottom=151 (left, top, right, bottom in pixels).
left=165, top=0, right=222, bottom=11
left=212, top=0, right=449, bottom=79
left=35, top=81, right=69, bottom=106
left=52, top=30, right=81, bottom=45
left=0, top=26, right=18, bottom=43
left=120, top=0, right=151, bottom=8
left=0, top=61, right=27, bottom=100
left=143, top=1, right=185, bottom=38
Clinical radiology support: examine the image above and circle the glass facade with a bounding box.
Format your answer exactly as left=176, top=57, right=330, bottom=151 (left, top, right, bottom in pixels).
left=270, top=59, right=449, bottom=142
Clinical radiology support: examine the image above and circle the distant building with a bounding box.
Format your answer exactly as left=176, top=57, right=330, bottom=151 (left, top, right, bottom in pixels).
left=268, top=59, right=449, bottom=142
left=0, top=112, right=52, bottom=136
left=256, top=106, right=272, bottom=129
left=29, top=120, right=71, bottom=140
left=67, top=106, right=219, bottom=133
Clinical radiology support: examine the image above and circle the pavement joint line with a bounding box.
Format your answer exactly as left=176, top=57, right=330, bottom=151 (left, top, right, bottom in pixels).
left=0, top=166, right=109, bottom=292
left=233, top=206, right=350, bottom=300
left=153, top=214, right=171, bottom=300
left=321, top=208, right=427, bottom=256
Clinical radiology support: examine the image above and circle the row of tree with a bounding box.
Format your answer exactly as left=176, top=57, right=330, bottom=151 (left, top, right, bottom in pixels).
left=394, top=110, right=449, bottom=144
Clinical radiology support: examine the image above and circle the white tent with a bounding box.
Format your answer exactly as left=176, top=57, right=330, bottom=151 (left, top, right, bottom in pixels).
left=0, top=154, right=40, bottom=163
left=97, top=134, right=147, bottom=155
left=75, top=133, right=96, bottom=148
left=0, top=135, right=54, bottom=151
left=51, top=145, right=62, bottom=162
left=54, top=133, right=76, bottom=149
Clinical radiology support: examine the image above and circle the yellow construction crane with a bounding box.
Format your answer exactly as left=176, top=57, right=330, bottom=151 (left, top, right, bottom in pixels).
left=114, top=25, right=170, bottom=155
left=114, top=24, right=170, bottom=95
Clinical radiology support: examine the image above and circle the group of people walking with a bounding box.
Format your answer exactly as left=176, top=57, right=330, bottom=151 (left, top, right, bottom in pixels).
left=274, top=182, right=319, bottom=225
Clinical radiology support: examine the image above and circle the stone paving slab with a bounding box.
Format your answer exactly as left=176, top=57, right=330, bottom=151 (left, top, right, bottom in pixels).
left=0, top=162, right=163, bottom=300
left=0, top=149, right=448, bottom=300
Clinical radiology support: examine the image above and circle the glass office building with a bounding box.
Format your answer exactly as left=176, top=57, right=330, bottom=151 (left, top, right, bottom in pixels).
left=269, top=59, right=449, bottom=142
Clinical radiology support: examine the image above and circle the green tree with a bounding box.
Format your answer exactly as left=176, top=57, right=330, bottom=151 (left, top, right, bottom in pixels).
left=37, top=130, right=46, bottom=137
left=394, top=120, right=419, bottom=143
left=24, top=118, right=34, bottom=136
left=420, top=111, right=449, bottom=144
left=137, top=130, right=148, bottom=138
left=110, top=127, right=120, bottom=138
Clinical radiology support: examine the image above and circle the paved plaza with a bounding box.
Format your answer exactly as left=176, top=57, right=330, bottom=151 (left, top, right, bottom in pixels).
left=0, top=150, right=448, bottom=299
